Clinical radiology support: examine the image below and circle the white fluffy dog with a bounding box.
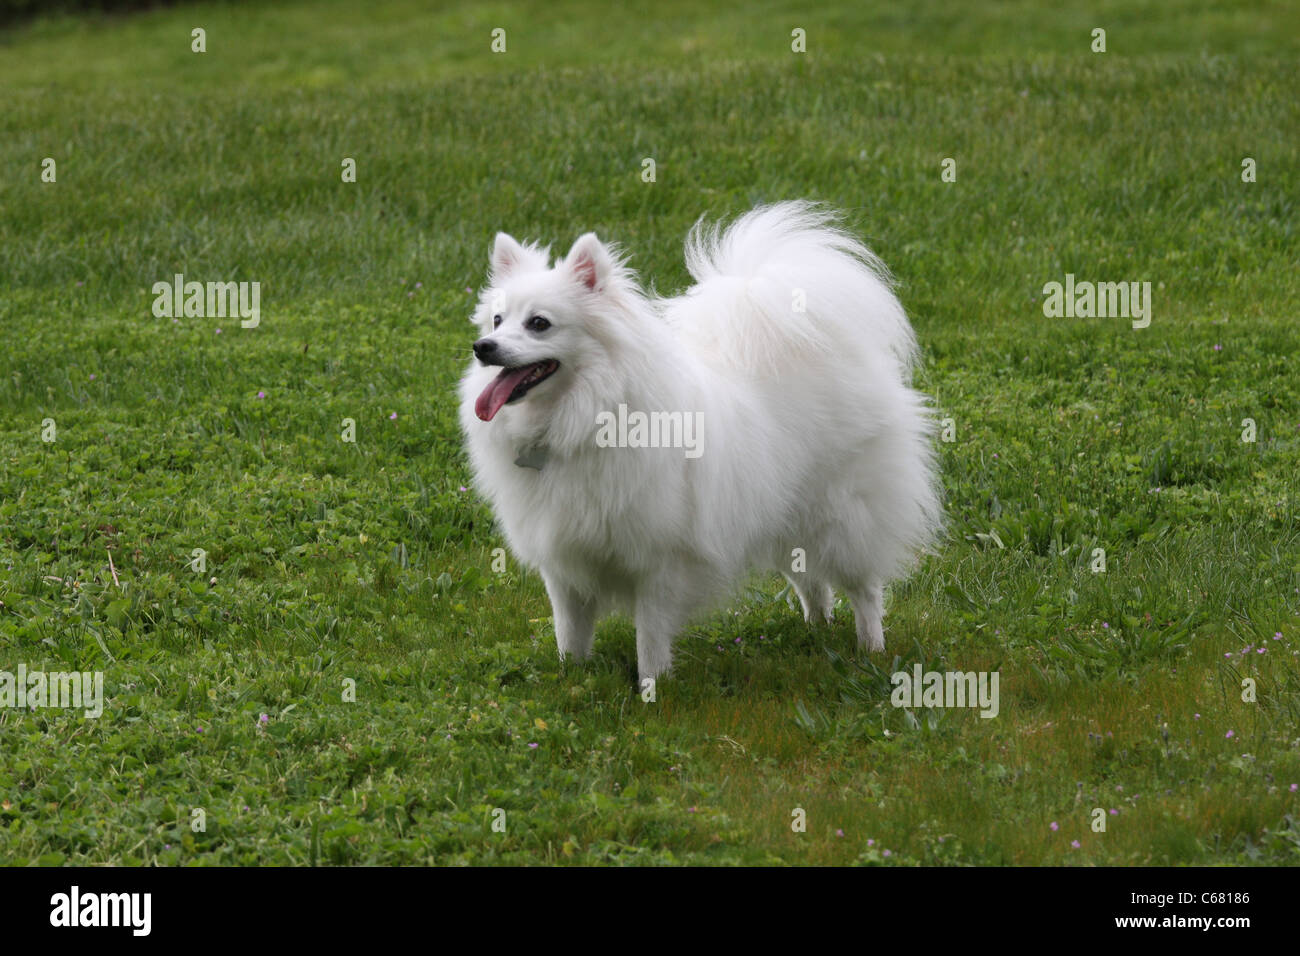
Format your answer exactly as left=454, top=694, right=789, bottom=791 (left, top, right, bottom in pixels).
left=459, top=202, right=941, bottom=683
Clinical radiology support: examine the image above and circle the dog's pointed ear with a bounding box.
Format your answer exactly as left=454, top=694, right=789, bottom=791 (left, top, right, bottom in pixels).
left=565, top=233, right=612, bottom=292
left=491, top=233, right=528, bottom=281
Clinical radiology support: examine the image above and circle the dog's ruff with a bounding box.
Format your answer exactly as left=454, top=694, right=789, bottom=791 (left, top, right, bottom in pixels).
left=459, top=201, right=942, bottom=683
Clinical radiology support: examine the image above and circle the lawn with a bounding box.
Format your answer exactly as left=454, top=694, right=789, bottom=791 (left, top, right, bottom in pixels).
left=1, top=0, right=1298, bottom=865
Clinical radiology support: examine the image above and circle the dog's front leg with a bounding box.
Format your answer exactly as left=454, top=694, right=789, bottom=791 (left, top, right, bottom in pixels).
left=544, top=574, right=597, bottom=663
left=634, top=569, right=711, bottom=684
left=634, top=600, right=680, bottom=684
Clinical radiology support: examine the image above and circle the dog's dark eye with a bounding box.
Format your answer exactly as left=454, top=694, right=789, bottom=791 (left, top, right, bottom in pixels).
left=492, top=314, right=503, bottom=329
left=526, top=316, right=551, bottom=332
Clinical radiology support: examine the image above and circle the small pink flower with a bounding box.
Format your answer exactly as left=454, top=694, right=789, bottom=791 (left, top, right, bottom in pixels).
left=733, top=637, right=742, bottom=644
left=89, top=374, right=96, bottom=381
left=867, top=839, right=874, bottom=846
left=882, top=849, right=891, bottom=857
left=256, top=390, right=265, bottom=399
left=1225, top=730, right=1235, bottom=738
left=1071, top=840, right=1081, bottom=849
left=1213, top=343, right=1222, bottom=351
left=1274, top=633, right=1283, bottom=640
left=1102, top=622, right=1109, bottom=629
left=687, top=807, right=697, bottom=813
left=527, top=742, right=538, bottom=749
left=835, top=829, right=844, bottom=838
left=1109, top=809, right=1118, bottom=815
left=390, top=412, right=398, bottom=420
left=1258, top=647, right=1266, bottom=654
left=415, top=282, right=423, bottom=289
left=1050, top=821, right=1059, bottom=831
left=259, top=713, right=269, bottom=725
left=215, top=328, right=222, bottom=334
left=459, top=485, right=467, bottom=492
left=1290, top=784, right=1298, bottom=792
left=1194, top=713, right=1201, bottom=719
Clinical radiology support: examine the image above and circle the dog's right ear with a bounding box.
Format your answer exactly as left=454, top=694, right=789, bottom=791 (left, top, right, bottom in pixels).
left=491, top=233, right=528, bottom=281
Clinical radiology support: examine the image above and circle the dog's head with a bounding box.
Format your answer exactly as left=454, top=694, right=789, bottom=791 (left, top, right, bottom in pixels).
left=468, top=231, right=622, bottom=422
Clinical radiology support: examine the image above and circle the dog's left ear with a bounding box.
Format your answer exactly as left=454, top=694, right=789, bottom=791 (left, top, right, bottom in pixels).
left=565, top=233, right=613, bottom=292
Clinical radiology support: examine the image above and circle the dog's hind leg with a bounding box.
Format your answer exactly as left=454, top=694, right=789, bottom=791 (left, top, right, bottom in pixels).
left=544, top=575, right=597, bottom=662
left=846, top=581, right=886, bottom=652
left=783, top=573, right=834, bottom=624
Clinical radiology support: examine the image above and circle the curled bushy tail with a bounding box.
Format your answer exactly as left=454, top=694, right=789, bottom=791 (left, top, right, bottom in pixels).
left=681, top=201, right=917, bottom=378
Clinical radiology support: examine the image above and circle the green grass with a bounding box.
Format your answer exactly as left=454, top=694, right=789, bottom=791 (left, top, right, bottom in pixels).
left=1, top=0, right=1298, bottom=865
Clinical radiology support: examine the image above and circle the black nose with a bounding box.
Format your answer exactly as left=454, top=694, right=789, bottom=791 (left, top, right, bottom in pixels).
left=473, top=338, right=498, bottom=362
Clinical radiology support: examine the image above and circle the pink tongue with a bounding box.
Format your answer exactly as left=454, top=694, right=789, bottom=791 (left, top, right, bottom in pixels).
left=475, top=366, right=536, bottom=421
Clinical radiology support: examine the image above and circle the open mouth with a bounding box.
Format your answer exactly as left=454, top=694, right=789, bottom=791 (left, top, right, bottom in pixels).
left=474, top=360, right=560, bottom=421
